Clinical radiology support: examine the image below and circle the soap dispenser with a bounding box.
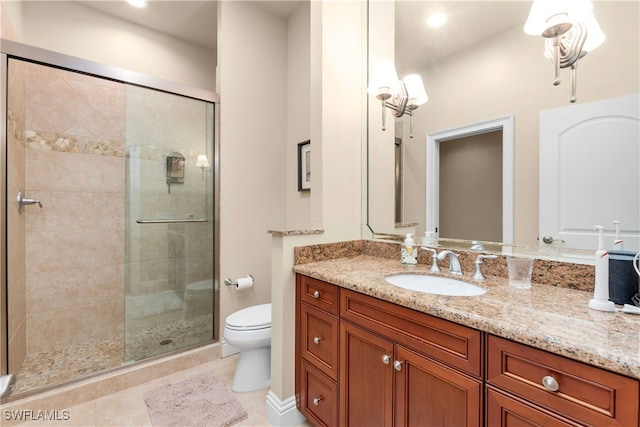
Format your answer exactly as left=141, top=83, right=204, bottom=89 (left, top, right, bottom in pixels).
left=588, top=225, right=615, bottom=312
left=402, top=234, right=418, bottom=266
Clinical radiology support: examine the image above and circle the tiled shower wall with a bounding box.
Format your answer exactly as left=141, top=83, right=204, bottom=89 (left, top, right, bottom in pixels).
left=23, top=63, right=126, bottom=353
left=7, top=59, right=28, bottom=373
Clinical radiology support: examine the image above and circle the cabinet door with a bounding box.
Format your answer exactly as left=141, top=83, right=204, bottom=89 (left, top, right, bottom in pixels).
left=395, top=346, right=482, bottom=427
left=340, top=322, right=394, bottom=427
left=486, top=386, right=580, bottom=427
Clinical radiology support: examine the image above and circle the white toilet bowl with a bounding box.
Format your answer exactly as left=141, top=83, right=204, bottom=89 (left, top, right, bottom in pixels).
left=223, top=303, right=272, bottom=392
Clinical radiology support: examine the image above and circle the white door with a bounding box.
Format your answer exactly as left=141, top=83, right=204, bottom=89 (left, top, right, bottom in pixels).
left=539, top=94, right=640, bottom=251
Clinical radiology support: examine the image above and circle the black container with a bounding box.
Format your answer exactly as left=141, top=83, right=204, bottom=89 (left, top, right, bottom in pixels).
left=608, top=250, right=640, bottom=305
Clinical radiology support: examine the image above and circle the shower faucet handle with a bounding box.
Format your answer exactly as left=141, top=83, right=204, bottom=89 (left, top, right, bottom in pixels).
left=17, top=190, right=43, bottom=213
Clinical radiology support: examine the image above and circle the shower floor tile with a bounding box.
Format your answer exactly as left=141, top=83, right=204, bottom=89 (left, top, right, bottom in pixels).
left=13, top=315, right=213, bottom=395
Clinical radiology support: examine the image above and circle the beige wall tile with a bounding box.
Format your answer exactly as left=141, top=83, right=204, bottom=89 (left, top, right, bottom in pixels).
left=27, top=264, right=124, bottom=315
left=26, top=229, right=124, bottom=274
left=28, top=301, right=124, bottom=353
left=25, top=149, right=55, bottom=191
left=53, top=153, right=124, bottom=193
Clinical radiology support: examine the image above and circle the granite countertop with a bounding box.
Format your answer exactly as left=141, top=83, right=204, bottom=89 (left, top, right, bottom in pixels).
left=293, top=254, right=640, bottom=380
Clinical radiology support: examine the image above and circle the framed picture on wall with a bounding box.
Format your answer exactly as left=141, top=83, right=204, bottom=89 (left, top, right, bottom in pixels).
left=297, top=140, right=311, bottom=191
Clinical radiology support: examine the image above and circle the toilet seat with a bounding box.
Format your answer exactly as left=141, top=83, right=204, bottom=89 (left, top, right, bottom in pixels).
left=225, top=303, right=271, bottom=331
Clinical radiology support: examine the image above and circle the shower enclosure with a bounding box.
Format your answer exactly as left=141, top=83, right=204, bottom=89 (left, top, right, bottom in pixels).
left=1, top=40, right=219, bottom=397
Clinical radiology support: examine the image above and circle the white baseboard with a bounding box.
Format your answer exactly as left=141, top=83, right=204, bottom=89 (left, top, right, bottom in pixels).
left=266, top=390, right=306, bottom=426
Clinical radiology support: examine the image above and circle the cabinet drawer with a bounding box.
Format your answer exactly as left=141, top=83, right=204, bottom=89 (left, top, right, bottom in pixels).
left=301, top=303, right=339, bottom=381
left=487, top=335, right=640, bottom=427
left=486, top=386, right=580, bottom=427
left=341, top=289, right=483, bottom=377
left=299, top=275, right=340, bottom=315
left=301, top=360, right=339, bottom=427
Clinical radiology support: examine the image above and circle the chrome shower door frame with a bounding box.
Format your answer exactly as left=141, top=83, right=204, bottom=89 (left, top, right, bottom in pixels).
left=0, top=39, right=220, bottom=380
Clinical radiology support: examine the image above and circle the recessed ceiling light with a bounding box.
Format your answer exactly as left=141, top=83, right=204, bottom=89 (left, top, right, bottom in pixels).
left=427, top=12, right=448, bottom=28
left=127, top=0, right=148, bottom=8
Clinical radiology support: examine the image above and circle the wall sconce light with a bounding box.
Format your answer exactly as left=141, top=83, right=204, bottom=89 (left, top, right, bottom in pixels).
left=368, top=60, right=428, bottom=138
left=524, top=0, right=605, bottom=103
left=196, top=154, right=210, bottom=180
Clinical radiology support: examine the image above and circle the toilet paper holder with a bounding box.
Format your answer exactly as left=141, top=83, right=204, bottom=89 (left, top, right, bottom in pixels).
left=224, top=275, right=254, bottom=286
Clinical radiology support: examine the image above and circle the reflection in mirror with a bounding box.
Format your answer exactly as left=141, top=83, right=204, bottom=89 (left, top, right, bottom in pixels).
left=367, top=0, right=640, bottom=257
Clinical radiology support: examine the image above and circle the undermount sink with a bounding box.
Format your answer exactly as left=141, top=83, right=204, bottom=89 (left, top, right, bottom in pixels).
left=385, top=274, right=487, bottom=296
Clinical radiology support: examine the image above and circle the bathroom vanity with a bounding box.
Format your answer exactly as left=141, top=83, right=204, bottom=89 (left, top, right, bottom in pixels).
left=293, top=248, right=640, bottom=427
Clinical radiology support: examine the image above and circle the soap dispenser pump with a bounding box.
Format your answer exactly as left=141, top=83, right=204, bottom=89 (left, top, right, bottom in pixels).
left=588, top=225, right=615, bottom=312
left=401, top=233, right=418, bottom=266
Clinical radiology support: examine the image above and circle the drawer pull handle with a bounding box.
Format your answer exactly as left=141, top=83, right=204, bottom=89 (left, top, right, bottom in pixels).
left=313, top=290, right=320, bottom=299
left=542, top=375, right=559, bottom=392
left=382, top=354, right=391, bottom=365
left=312, top=396, right=323, bottom=406
left=313, top=336, right=322, bottom=345
left=393, top=360, right=402, bottom=371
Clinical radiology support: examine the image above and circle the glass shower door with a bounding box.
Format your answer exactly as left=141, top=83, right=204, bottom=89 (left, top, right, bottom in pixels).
left=124, top=85, right=215, bottom=362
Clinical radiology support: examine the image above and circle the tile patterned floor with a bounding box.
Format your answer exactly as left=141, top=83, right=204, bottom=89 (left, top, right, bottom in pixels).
left=13, top=355, right=281, bottom=427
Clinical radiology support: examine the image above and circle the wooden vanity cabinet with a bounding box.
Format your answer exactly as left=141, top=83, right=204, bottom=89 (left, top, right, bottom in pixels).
left=340, top=289, right=483, bottom=427
left=296, top=274, right=483, bottom=427
left=296, top=275, right=341, bottom=427
left=296, top=274, right=640, bottom=427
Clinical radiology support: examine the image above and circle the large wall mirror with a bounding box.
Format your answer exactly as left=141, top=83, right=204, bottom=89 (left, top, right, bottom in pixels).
left=367, top=1, right=639, bottom=258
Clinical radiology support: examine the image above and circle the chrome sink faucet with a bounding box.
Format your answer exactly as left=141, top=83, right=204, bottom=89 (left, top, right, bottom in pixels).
left=472, top=254, right=498, bottom=280
left=420, top=247, right=440, bottom=273
left=436, top=250, right=462, bottom=275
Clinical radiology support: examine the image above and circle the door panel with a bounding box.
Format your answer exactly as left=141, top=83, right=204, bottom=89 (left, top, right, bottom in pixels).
left=539, top=94, right=640, bottom=250
left=340, top=322, right=394, bottom=427
left=395, top=346, right=482, bottom=427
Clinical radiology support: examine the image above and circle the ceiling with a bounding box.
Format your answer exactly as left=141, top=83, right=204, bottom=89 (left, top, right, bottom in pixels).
left=394, top=1, right=532, bottom=73
left=74, top=1, right=531, bottom=66
left=75, top=0, right=302, bottom=51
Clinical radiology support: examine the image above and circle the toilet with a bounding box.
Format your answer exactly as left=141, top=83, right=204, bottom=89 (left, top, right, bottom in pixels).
left=183, top=279, right=214, bottom=319
left=223, top=303, right=272, bottom=392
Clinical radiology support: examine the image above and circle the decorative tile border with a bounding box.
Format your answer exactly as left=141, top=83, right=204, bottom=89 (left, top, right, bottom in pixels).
left=26, top=130, right=125, bottom=158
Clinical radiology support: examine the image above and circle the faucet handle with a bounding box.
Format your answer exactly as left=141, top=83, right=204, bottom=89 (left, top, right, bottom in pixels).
left=420, top=247, right=440, bottom=273
left=472, top=254, right=497, bottom=280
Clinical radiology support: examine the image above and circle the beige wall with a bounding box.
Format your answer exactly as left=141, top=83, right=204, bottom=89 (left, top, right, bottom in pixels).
left=371, top=1, right=640, bottom=246
left=439, top=131, right=502, bottom=241
left=217, top=1, right=287, bottom=328
left=286, top=3, right=312, bottom=229
left=4, top=1, right=216, bottom=92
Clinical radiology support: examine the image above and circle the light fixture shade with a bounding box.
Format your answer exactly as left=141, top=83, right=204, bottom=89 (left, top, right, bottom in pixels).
left=581, top=8, right=605, bottom=52
left=403, top=74, right=428, bottom=107
left=196, top=154, right=210, bottom=168
left=524, top=0, right=593, bottom=36
left=368, top=60, right=399, bottom=98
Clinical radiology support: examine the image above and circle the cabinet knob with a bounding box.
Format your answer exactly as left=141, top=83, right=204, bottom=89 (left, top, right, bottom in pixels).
left=312, top=396, right=323, bottom=406
left=542, top=375, right=559, bottom=392
left=313, top=290, right=320, bottom=299
left=393, top=360, right=402, bottom=371
left=382, top=354, right=391, bottom=365
left=313, top=336, right=322, bottom=345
